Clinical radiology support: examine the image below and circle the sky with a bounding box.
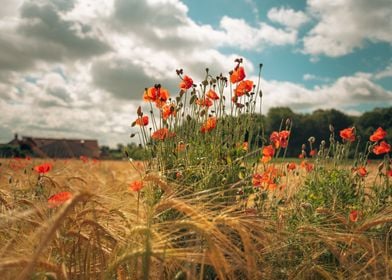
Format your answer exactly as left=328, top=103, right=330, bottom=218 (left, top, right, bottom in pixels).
left=0, top=0, right=391, bottom=147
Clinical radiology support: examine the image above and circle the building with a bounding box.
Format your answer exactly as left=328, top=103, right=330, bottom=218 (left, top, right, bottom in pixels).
left=2, top=134, right=100, bottom=158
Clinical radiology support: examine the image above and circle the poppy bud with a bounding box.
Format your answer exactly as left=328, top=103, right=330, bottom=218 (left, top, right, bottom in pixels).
left=321, top=140, right=326, bottom=146
left=302, top=144, right=306, bottom=150
left=285, top=118, right=291, bottom=127
left=329, top=124, right=334, bottom=132
left=308, top=137, right=315, bottom=144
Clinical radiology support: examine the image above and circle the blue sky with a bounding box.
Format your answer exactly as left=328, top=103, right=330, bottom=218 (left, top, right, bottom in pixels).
left=0, top=0, right=391, bottom=146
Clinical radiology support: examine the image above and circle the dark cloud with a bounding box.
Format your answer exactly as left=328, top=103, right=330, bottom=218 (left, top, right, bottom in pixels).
left=91, top=57, right=178, bottom=100
left=19, top=1, right=111, bottom=59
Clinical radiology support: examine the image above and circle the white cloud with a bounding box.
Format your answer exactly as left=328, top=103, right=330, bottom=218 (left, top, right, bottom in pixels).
left=220, top=16, right=297, bottom=50
left=267, top=7, right=310, bottom=29
left=303, top=73, right=331, bottom=83
left=303, top=0, right=392, bottom=57
left=374, top=64, right=392, bottom=80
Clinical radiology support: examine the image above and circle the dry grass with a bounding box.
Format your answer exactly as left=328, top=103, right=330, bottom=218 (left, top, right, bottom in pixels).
left=0, top=158, right=391, bottom=279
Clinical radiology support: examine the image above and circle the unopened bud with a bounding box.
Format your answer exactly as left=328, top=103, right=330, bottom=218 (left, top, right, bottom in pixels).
left=302, top=144, right=306, bottom=150
left=329, top=124, right=334, bottom=132
left=285, top=118, right=291, bottom=127
left=321, top=140, right=326, bottom=146
left=308, top=136, right=315, bottom=144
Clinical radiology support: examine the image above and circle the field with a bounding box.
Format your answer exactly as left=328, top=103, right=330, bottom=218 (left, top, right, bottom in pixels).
left=1, top=60, right=391, bottom=279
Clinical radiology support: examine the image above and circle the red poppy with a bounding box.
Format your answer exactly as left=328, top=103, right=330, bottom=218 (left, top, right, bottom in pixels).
left=349, top=210, right=359, bottom=222
left=200, top=117, right=217, bottom=133
left=179, top=75, right=193, bottom=90
left=261, top=145, right=275, bottom=163
left=196, top=98, right=213, bottom=107
left=369, top=127, right=387, bottom=142
left=242, top=142, right=248, bottom=151
left=387, top=169, right=392, bottom=177
left=34, top=163, right=52, bottom=174
left=152, top=128, right=176, bottom=141
left=48, top=191, right=72, bottom=208
left=373, top=141, right=391, bottom=155
left=356, top=166, right=367, bottom=177
left=270, top=130, right=290, bottom=149
left=340, top=127, right=355, bottom=142
left=287, top=162, right=296, bottom=171
left=230, top=66, right=245, bottom=84
left=252, top=166, right=279, bottom=190
left=161, top=104, right=176, bottom=120
left=135, top=115, right=149, bottom=126
left=80, top=155, right=89, bottom=163
left=234, top=80, right=253, bottom=97
left=300, top=161, right=314, bottom=172
left=144, top=86, right=170, bottom=108
left=207, top=89, right=219, bottom=100
left=129, top=180, right=143, bottom=192
left=309, top=149, right=317, bottom=157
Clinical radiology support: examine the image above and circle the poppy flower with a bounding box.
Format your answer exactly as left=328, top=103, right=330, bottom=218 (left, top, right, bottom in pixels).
left=242, top=142, right=248, bottom=151
left=340, top=127, right=355, bottom=142
left=309, top=149, right=317, bottom=157
left=161, top=104, right=176, bottom=120
left=234, top=80, right=253, bottom=97
left=129, top=180, right=143, bottom=192
left=144, top=86, right=170, bottom=108
left=230, top=66, right=245, bottom=84
left=48, top=191, right=72, bottom=208
left=252, top=173, right=268, bottom=187
left=387, top=169, right=392, bottom=177
left=300, top=161, right=314, bottom=172
left=34, top=163, right=52, bottom=174
left=370, top=127, right=387, bottom=142
left=270, top=130, right=290, bottom=149
left=135, top=115, right=149, bottom=126
left=356, top=166, right=367, bottom=177
left=287, top=162, right=296, bottom=171
left=207, top=89, right=219, bottom=100
left=261, top=145, right=275, bottom=162
left=349, top=210, right=359, bottom=222
left=152, top=128, right=176, bottom=141
left=200, top=117, right=217, bottom=133
left=373, top=141, right=391, bottom=155
left=179, top=75, right=193, bottom=90
left=80, top=155, right=89, bottom=163
left=196, top=98, right=213, bottom=107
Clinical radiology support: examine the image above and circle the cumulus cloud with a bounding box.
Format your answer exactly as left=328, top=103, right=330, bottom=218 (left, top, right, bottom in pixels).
left=262, top=72, right=392, bottom=113
left=267, top=7, right=310, bottom=29
left=303, top=0, right=392, bottom=57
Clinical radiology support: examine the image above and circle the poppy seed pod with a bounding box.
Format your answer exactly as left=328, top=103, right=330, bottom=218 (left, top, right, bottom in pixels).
left=308, top=137, right=315, bottom=144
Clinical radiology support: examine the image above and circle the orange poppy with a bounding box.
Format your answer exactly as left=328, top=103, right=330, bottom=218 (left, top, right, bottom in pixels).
left=179, top=75, right=193, bottom=90
left=387, top=169, right=392, bottom=177
left=196, top=98, right=213, bottom=107
left=143, top=87, right=157, bottom=102
left=234, top=80, right=253, bottom=97
left=48, top=191, right=72, bottom=208
left=340, top=127, right=355, bottom=142
left=144, top=86, right=170, bottom=108
left=129, top=180, right=143, bottom=192
left=200, top=117, right=217, bottom=133
left=373, top=141, right=391, bottom=155
left=207, top=89, right=219, bottom=100
left=135, top=115, right=149, bottom=126
left=270, top=130, right=290, bottom=149
left=161, top=104, right=176, bottom=120
left=261, top=145, right=275, bottom=162
left=287, top=162, right=296, bottom=171
left=34, top=163, right=52, bottom=174
left=356, top=166, right=367, bottom=177
left=152, top=128, right=175, bottom=141
left=242, top=142, right=248, bottom=151
left=349, top=210, right=359, bottom=222
left=80, top=155, right=89, bottom=163
left=370, top=127, right=387, bottom=142
left=230, top=66, right=245, bottom=83
left=300, top=161, right=314, bottom=172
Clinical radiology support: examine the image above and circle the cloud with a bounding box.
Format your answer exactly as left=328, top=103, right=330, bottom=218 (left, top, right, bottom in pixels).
left=303, top=0, right=392, bottom=57
left=303, top=73, right=331, bottom=83
left=373, top=64, right=392, bottom=80
left=220, top=16, right=297, bottom=50
left=262, top=72, right=392, bottom=113
left=267, top=7, right=310, bottom=29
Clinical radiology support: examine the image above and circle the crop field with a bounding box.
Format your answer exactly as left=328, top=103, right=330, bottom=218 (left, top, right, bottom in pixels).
left=1, top=60, right=391, bottom=280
